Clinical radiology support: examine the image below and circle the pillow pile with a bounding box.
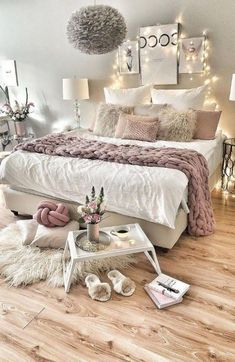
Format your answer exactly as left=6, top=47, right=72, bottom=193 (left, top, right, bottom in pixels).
left=91, top=85, right=221, bottom=142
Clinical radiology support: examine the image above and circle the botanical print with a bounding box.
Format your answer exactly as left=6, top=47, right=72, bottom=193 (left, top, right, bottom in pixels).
left=1, top=60, right=18, bottom=87
left=140, top=23, right=178, bottom=85
left=179, top=37, right=205, bottom=73
left=118, top=40, right=140, bottom=74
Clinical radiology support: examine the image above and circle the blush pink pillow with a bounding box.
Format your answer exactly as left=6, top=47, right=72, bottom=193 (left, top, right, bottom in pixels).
left=122, top=118, right=159, bottom=142
left=194, top=110, right=222, bottom=140
left=115, top=113, right=158, bottom=138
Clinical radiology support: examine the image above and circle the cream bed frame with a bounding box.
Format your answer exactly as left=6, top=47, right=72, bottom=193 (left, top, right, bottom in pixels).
left=2, top=164, right=221, bottom=249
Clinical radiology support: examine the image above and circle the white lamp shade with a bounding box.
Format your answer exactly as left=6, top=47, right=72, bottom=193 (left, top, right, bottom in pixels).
left=229, top=74, right=235, bottom=101
left=63, top=78, right=89, bottom=100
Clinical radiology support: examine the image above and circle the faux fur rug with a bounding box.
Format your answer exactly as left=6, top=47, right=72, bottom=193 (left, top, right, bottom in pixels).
left=0, top=223, right=136, bottom=288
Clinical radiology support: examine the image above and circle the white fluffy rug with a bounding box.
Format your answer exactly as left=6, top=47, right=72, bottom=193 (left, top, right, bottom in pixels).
left=0, top=223, right=136, bottom=288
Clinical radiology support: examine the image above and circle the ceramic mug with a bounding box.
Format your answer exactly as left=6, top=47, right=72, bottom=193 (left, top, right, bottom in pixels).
left=110, top=226, right=130, bottom=241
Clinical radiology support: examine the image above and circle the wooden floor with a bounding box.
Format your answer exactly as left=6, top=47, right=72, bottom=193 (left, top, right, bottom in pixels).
left=0, top=188, right=235, bottom=362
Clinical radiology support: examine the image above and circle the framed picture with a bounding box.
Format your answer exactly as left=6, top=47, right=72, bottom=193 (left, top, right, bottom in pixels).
left=139, top=23, right=179, bottom=85
left=179, top=37, right=205, bottom=73
left=118, top=40, right=140, bottom=74
left=1, top=60, right=18, bottom=86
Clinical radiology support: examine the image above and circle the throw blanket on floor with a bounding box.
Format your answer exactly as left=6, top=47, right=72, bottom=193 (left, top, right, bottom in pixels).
left=15, top=134, right=215, bottom=236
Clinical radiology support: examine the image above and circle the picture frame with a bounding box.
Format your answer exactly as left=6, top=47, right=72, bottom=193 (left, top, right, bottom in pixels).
left=1, top=60, right=18, bottom=87
left=118, top=40, right=140, bottom=74
left=179, top=37, right=205, bottom=74
left=139, top=23, right=179, bottom=85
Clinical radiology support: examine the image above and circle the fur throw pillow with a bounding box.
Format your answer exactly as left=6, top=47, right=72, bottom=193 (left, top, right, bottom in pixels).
left=158, top=107, right=197, bottom=142
left=93, top=103, right=133, bottom=137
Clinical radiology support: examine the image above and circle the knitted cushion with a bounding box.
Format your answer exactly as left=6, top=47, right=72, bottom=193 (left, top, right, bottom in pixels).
left=115, top=113, right=158, bottom=138
left=122, top=118, right=159, bottom=142
left=34, top=201, right=70, bottom=227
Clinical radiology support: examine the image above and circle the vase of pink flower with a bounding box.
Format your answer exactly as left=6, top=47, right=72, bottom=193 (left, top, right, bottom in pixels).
left=77, top=186, right=105, bottom=243
left=1, top=87, right=34, bottom=137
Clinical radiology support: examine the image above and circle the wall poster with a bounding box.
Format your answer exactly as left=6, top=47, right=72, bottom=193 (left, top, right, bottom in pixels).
left=139, top=23, right=179, bottom=85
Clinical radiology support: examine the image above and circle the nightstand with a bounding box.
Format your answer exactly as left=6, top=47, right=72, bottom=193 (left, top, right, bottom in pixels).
left=221, top=138, right=235, bottom=193
left=13, top=133, right=35, bottom=144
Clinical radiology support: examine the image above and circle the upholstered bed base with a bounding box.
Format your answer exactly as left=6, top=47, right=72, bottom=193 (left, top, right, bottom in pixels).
left=2, top=164, right=221, bottom=249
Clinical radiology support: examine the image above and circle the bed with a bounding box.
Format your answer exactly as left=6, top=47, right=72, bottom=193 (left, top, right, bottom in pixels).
left=0, top=129, right=223, bottom=249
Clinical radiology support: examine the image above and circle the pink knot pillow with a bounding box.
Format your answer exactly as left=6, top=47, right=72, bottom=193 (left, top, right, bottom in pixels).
left=33, top=201, right=70, bottom=227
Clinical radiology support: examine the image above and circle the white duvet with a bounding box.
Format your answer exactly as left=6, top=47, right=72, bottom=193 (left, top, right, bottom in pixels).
left=0, top=131, right=223, bottom=229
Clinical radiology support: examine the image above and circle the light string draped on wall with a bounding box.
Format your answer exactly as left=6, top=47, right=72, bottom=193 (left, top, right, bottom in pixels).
left=110, top=24, right=219, bottom=109
left=179, top=29, right=219, bottom=108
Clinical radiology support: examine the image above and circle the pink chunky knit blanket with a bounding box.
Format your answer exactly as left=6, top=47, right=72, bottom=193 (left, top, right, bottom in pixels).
left=15, top=134, right=215, bottom=236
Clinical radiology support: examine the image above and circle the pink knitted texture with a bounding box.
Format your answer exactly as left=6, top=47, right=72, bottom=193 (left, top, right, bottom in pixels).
left=16, top=134, right=215, bottom=236
left=33, top=201, right=70, bottom=227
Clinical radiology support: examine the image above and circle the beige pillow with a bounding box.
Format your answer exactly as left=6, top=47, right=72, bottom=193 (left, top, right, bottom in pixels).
left=194, top=110, right=222, bottom=140
left=134, top=104, right=166, bottom=117
left=115, top=113, right=158, bottom=138
left=158, top=107, right=197, bottom=141
left=122, top=118, right=159, bottom=142
left=93, top=103, right=133, bottom=137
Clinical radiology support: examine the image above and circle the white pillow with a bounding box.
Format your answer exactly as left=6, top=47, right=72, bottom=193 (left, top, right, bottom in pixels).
left=151, top=85, right=207, bottom=111
left=32, top=220, right=79, bottom=249
left=18, top=219, right=79, bottom=249
left=104, top=85, right=152, bottom=106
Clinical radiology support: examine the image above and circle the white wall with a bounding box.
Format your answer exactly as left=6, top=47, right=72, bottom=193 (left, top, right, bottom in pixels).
left=0, top=0, right=235, bottom=136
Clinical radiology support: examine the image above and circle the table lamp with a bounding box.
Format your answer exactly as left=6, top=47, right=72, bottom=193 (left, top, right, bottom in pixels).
left=63, top=78, right=89, bottom=128
left=229, top=74, right=235, bottom=101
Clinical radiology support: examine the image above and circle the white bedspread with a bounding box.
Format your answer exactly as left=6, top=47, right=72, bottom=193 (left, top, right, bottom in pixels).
left=0, top=131, right=223, bottom=229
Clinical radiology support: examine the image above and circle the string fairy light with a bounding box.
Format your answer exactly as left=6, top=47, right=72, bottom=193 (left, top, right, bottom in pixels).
left=110, top=51, right=123, bottom=89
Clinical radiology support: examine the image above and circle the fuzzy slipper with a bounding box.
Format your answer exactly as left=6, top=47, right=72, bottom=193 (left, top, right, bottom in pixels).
left=107, top=270, right=136, bottom=297
left=85, top=274, right=111, bottom=302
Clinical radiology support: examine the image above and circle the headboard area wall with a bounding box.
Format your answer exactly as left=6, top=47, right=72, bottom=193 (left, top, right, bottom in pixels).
left=0, top=0, right=235, bottom=137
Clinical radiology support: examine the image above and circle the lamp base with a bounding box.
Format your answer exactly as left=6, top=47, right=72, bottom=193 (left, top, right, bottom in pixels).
left=74, top=100, right=81, bottom=128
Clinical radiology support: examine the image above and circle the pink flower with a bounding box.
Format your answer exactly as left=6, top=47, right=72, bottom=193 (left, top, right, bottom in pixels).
left=84, top=215, right=93, bottom=223
left=92, top=214, right=101, bottom=223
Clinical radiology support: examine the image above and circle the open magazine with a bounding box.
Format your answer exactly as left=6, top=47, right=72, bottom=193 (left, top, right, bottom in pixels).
left=145, top=273, right=190, bottom=309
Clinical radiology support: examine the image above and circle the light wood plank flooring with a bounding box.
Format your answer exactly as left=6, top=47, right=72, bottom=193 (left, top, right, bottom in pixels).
left=0, top=187, right=234, bottom=362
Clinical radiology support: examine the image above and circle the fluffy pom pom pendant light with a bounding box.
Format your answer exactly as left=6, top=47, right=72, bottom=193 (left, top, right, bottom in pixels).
left=67, top=3, right=127, bottom=55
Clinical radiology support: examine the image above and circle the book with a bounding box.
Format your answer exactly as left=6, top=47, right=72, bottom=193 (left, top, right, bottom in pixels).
left=144, top=285, right=183, bottom=309
left=148, top=273, right=190, bottom=301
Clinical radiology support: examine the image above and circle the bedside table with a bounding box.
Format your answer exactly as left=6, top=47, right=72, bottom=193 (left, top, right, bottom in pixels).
left=13, top=133, right=35, bottom=144
left=221, top=138, right=235, bottom=193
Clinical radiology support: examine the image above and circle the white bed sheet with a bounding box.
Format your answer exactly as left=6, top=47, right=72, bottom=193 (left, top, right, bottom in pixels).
left=0, top=131, right=223, bottom=229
